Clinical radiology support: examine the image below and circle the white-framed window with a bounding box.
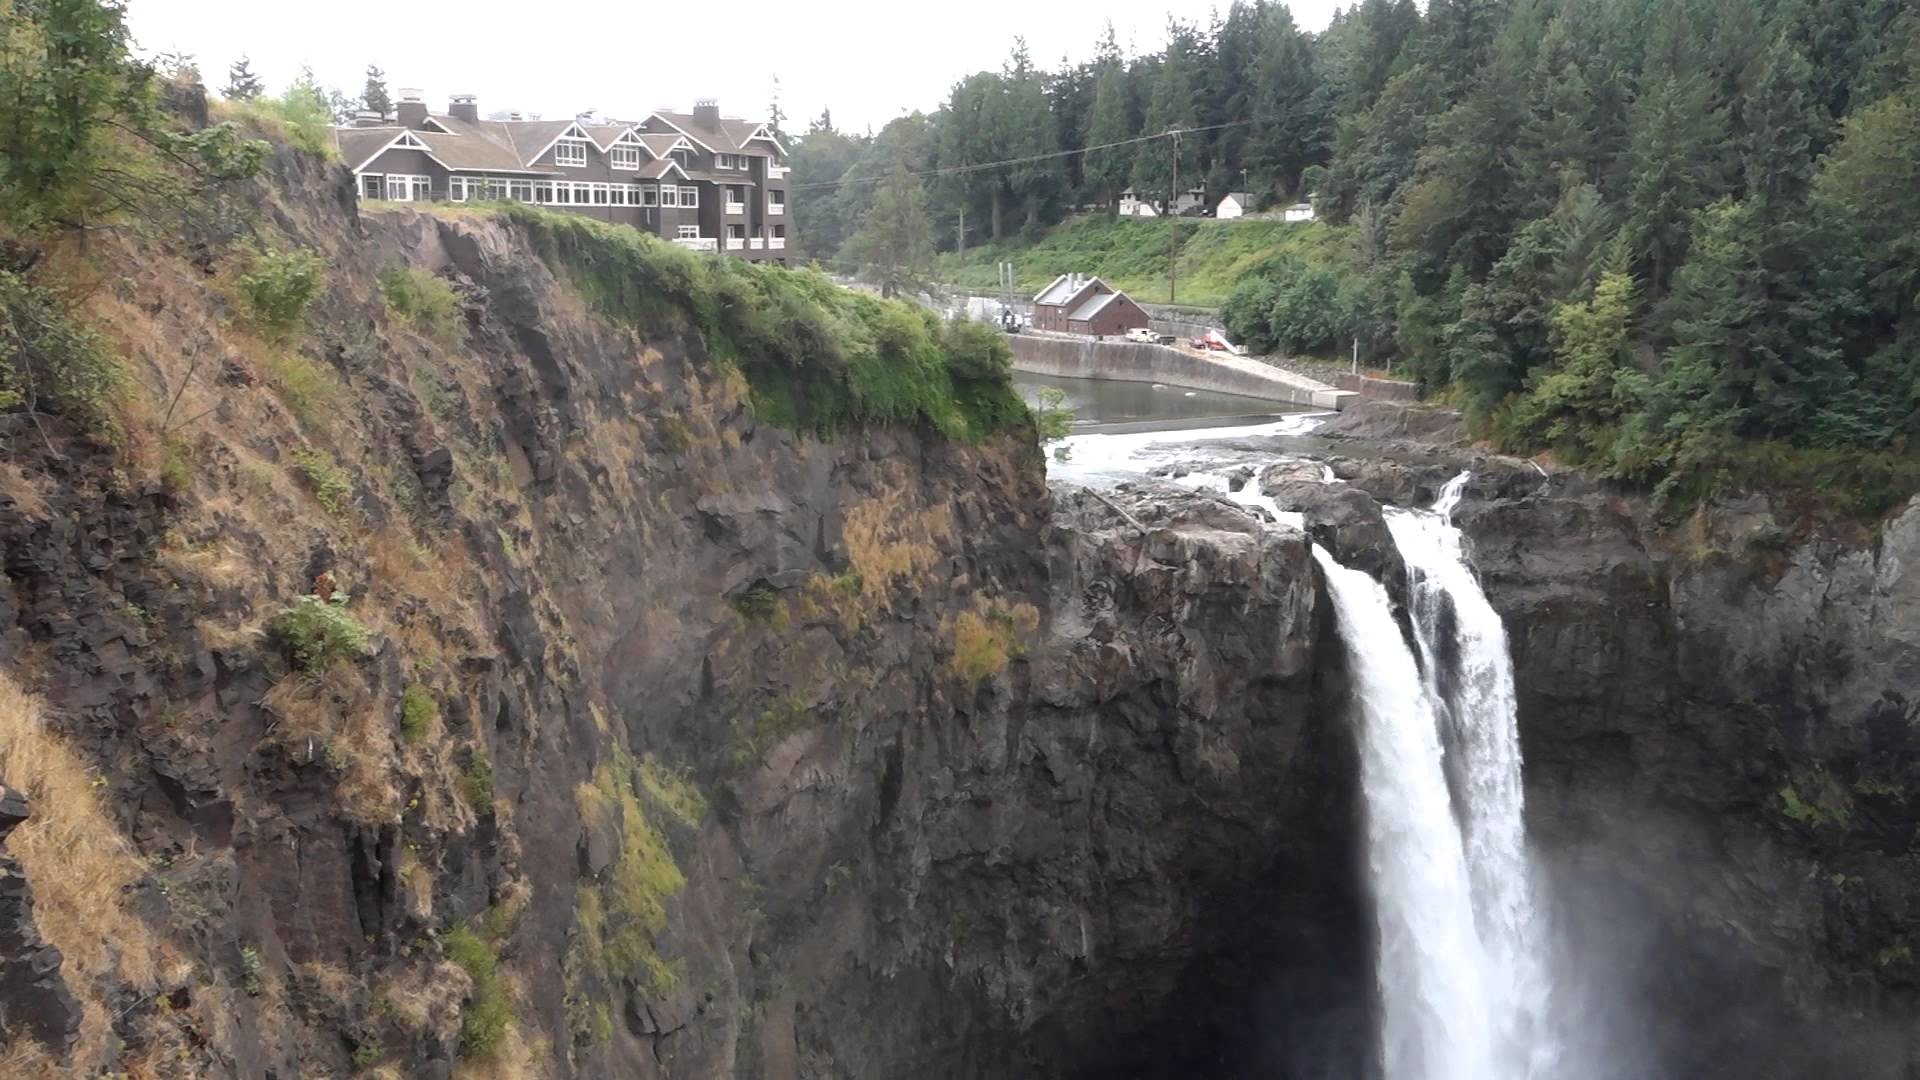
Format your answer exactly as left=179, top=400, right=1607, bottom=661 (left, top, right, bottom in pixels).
left=641, top=186, right=658, bottom=207
left=679, top=186, right=698, bottom=208
left=360, top=174, right=384, bottom=200
left=591, top=183, right=610, bottom=205
left=486, top=178, right=509, bottom=200
left=773, top=224, right=785, bottom=238
left=554, top=138, right=589, bottom=167
left=511, top=180, right=533, bottom=202
left=677, top=225, right=701, bottom=239
left=659, top=184, right=676, bottom=205
left=535, top=181, right=554, bottom=203
left=769, top=189, right=785, bottom=207
left=611, top=145, right=641, bottom=170
left=385, top=173, right=429, bottom=201
left=449, top=176, right=468, bottom=202
left=671, top=148, right=692, bottom=168
left=727, top=223, right=746, bottom=239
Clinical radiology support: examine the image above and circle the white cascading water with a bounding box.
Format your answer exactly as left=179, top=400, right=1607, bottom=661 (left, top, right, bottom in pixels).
left=1384, top=472, right=1560, bottom=1078
left=1310, top=545, right=1497, bottom=1080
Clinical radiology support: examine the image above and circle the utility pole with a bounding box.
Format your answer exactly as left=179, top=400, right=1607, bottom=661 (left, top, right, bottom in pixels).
left=957, top=205, right=966, bottom=258
left=1168, top=128, right=1181, bottom=305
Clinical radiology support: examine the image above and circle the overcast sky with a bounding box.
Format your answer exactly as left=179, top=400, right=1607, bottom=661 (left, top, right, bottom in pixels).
left=126, top=0, right=1343, bottom=134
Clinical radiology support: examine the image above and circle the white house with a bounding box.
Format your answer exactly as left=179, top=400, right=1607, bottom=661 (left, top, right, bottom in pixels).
left=1117, top=188, right=1157, bottom=217
left=1172, top=186, right=1208, bottom=214
left=1216, top=192, right=1252, bottom=220
left=1284, top=201, right=1316, bottom=222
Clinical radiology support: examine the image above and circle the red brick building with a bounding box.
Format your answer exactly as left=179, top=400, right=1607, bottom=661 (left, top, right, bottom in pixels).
left=1031, top=274, right=1150, bottom=337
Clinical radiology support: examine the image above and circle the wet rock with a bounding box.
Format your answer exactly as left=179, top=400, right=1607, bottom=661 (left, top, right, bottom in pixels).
left=1262, top=479, right=1407, bottom=593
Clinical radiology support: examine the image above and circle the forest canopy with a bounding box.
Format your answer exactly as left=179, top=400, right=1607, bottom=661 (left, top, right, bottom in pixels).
left=794, top=0, right=1920, bottom=513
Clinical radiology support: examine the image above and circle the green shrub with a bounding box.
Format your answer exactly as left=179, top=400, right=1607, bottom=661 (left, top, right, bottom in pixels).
left=1032, top=386, right=1074, bottom=441
left=262, top=351, right=343, bottom=433
left=727, top=583, right=779, bottom=622
left=497, top=204, right=1024, bottom=439
left=236, top=249, right=325, bottom=342
left=291, top=448, right=354, bottom=517
left=223, top=83, right=337, bottom=159
left=0, top=270, right=125, bottom=429
left=445, top=925, right=511, bottom=1058
left=158, top=435, right=195, bottom=492
left=379, top=266, right=464, bottom=344
left=400, top=685, right=436, bottom=743
left=277, top=594, right=370, bottom=670
left=458, top=751, right=494, bottom=810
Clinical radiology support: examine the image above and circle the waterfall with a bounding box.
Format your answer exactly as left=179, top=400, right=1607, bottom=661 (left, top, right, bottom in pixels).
left=1314, top=472, right=1561, bottom=1080
left=1385, top=472, right=1559, bottom=1078
left=1311, top=546, right=1496, bottom=1080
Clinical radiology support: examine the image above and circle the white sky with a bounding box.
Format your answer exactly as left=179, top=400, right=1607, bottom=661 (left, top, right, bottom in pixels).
left=126, top=0, right=1343, bottom=134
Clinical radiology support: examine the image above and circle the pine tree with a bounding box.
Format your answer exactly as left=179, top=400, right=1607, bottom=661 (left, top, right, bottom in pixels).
left=225, top=54, right=263, bottom=101
left=1246, top=4, right=1325, bottom=196
left=1083, top=24, right=1133, bottom=211
left=361, top=64, right=391, bottom=121
left=1131, top=22, right=1201, bottom=208
left=845, top=159, right=934, bottom=298
left=1003, top=40, right=1060, bottom=230
left=1622, top=53, right=1729, bottom=299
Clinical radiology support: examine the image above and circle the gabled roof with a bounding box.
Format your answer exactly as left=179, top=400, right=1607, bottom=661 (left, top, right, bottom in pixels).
left=719, top=118, right=786, bottom=156
left=1034, top=274, right=1110, bottom=307
left=1220, top=191, right=1251, bottom=204
left=637, top=159, right=689, bottom=181
left=415, top=126, right=552, bottom=173
left=638, top=132, right=690, bottom=158
left=1068, top=290, right=1133, bottom=323
left=645, top=112, right=720, bottom=154
left=335, top=126, right=406, bottom=171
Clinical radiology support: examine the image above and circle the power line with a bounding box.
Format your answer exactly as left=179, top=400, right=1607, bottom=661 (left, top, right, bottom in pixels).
left=790, top=119, right=1256, bottom=194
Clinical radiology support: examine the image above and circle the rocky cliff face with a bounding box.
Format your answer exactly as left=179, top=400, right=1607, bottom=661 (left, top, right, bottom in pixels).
left=0, top=150, right=1378, bottom=1079
left=3, top=148, right=1916, bottom=1080
left=1289, top=401, right=1920, bottom=1079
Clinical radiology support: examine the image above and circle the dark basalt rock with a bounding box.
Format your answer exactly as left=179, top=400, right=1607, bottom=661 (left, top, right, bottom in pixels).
left=0, top=787, right=81, bottom=1057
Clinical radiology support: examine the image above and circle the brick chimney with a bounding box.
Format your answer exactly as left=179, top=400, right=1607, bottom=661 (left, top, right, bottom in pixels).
left=449, top=94, right=479, bottom=123
left=396, top=88, right=428, bottom=129
left=692, top=98, right=720, bottom=129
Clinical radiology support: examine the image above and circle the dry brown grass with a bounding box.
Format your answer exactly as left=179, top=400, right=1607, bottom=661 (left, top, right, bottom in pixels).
left=262, top=669, right=401, bottom=824
left=0, top=1033, right=64, bottom=1079
left=844, top=491, right=952, bottom=607
left=0, top=462, right=50, bottom=519
left=0, top=672, right=157, bottom=1061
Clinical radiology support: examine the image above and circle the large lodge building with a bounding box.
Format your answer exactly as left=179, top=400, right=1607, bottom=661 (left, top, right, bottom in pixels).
left=335, top=91, right=792, bottom=263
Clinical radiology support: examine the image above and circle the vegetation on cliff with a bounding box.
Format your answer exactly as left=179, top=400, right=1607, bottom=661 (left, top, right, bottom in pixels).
left=499, top=205, right=1028, bottom=440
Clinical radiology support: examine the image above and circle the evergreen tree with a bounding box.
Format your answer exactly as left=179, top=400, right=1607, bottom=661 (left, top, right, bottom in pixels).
left=1083, top=25, right=1133, bottom=211
left=1003, top=40, right=1061, bottom=230
left=225, top=54, right=263, bottom=101
left=1131, top=20, right=1201, bottom=208
left=1245, top=5, right=1325, bottom=196
left=1622, top=28, right=1730, bottom=300
left=845, top=159, right=934, bottom=298
left=361, top=64, right=391, bottom=121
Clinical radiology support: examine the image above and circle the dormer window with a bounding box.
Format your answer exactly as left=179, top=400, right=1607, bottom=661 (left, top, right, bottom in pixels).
left=611, top=145, right=640, bottom=170
left=555, top=138, right=588, bottom=167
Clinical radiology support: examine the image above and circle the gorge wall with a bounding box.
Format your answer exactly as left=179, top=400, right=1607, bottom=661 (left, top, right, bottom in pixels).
left=1, top=147, right=1916, bottom=1080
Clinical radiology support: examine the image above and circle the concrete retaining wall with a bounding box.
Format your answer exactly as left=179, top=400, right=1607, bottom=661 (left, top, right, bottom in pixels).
left=1333, top=372, right=1420, bottom=402
left=1009, top=333, right=1354, bottom=411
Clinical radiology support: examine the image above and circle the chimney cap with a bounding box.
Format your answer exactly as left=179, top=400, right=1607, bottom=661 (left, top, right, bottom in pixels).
left=450, top=93, right=476, bottom=103
left=398, top=87, right=424, bottom=102
left=695, top=97, right=718, bottom=108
